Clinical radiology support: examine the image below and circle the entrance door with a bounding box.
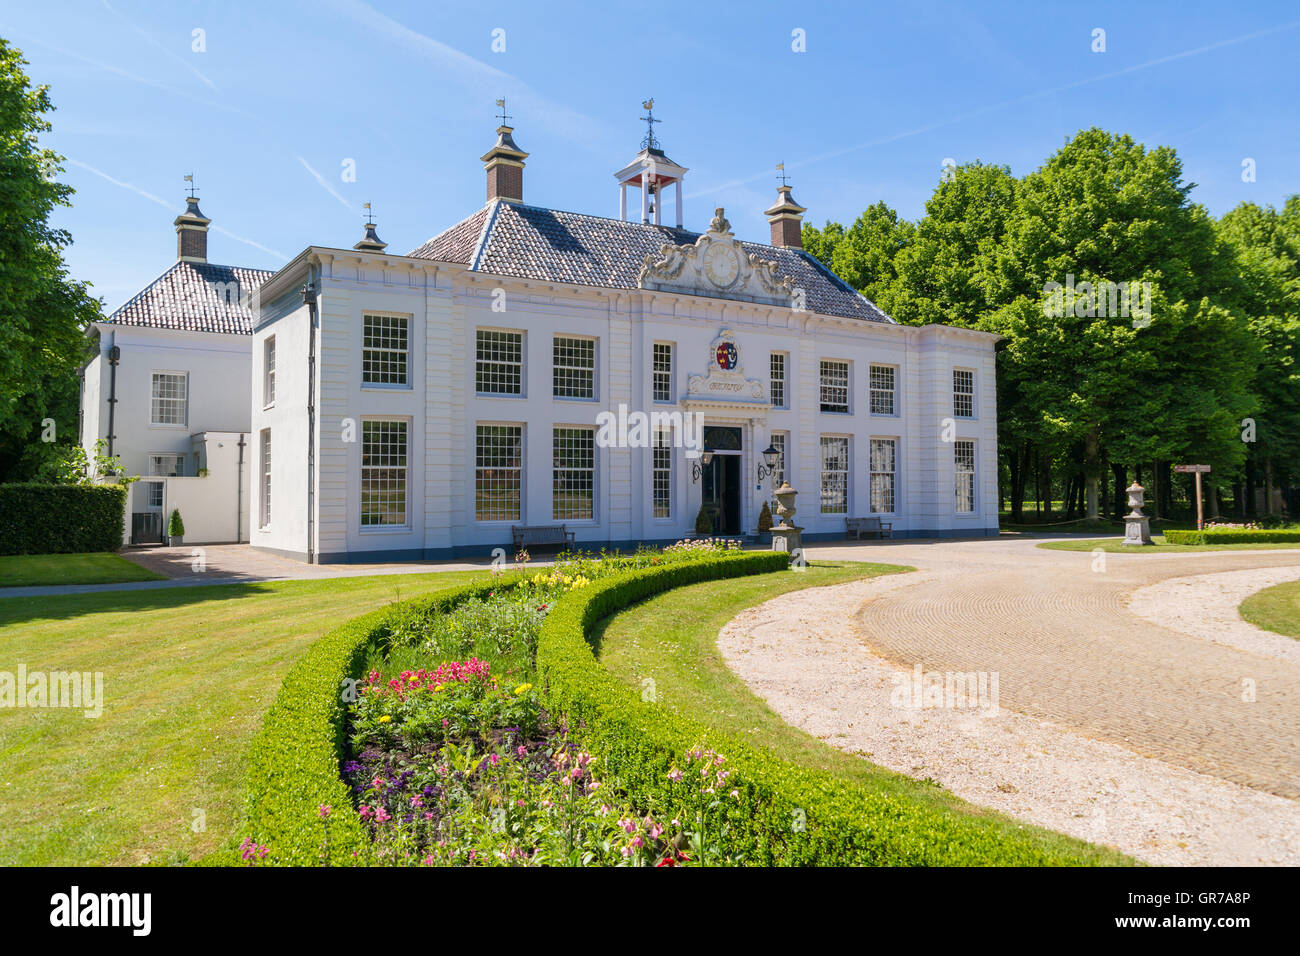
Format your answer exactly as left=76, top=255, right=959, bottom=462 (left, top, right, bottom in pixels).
left=702, top=455, right=741, bottom=535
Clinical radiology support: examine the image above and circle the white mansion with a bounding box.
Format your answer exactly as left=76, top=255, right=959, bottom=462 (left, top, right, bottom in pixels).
left=81, top=121, right=999, bottom=562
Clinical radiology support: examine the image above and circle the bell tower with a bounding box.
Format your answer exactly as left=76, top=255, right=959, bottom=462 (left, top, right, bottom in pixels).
left=613, top=99, right=687, bottom=227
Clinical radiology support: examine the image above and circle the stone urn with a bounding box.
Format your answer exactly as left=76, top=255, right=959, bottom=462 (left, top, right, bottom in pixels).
left=1122, top=481, right=1153, bottom=546
left=770, top=480, right=803, bottom=554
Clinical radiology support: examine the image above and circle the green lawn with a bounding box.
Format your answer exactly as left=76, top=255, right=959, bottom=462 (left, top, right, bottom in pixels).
left=593, top=560, right=1131, bottom=864
left=1037, top=536, right=1300, bottom=553
left=0, top=552, right=165, bottom=588
left=0, top=570, right=485, bottom=866
left=1239, top=580, right=1300, bottom=638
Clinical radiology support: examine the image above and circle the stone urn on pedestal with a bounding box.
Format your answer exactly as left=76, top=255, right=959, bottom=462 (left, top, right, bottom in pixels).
left=769, top=481, right=803, bottom=555
left=1122, top=482, right=1153, bottom=546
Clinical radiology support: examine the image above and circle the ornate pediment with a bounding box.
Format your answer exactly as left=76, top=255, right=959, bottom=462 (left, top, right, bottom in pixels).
left=685, top=328, right=766, bottom=406
left=637, top=207, right=796, bottom=307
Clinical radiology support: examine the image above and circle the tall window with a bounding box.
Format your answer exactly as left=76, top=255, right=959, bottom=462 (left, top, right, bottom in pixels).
left=770, top=352, right=786, bottom=407
left=475, top=424, right=522, bottom=520
left=476, top=330, right=523, bottom=395
left=264, top=337, right=276, bottom=406
left=652, top=427, right=672, bottom=518
left=360, top=420, right=408, bottom=527
left=869, top=364, right=895, bottom=415
left=955, top=440, right=976, bottom=513
left=553, top=336, right=596, bottom=399
left=362, top=315, right=409, bottom=385
left=259, top=429, right=272, bottom=528
left=553, top=427, right=595, bottom=520
left=953, top=369, right=975, bottom=418
left=652, top=343, right=673, bottom=403
left=148, top=454, right=184, bottom=477
left=820, top=436, right=849, bottom=514
left=819, top=360, right=849, bottom=413
left=770, top=432, right=787, bottom=487
left=870, top=438, right=896, bottom=514
left=147, top=481, right=163, bottom=508
left=151, top=372, right=188, bottom=426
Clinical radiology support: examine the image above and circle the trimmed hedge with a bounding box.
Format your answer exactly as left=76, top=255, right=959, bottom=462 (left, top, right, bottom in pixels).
left=537, top=554, right=1126, bottom=866
left=219, top=579, right=515, bottom=866
left=226, top=551, right=1123, bottom=866
left=0, top=483, right=127, bottom=555
left=1164, top=528, right=1300, bottom=546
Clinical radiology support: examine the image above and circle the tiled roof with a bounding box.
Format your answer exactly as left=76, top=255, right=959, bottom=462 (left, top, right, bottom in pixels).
left=106, top=260, right=274, bottom=334
left=408, top=201, right=892, bottom=323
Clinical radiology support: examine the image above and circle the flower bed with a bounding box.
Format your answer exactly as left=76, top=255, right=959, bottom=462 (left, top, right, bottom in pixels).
left=221, top=545, right=774, bottom=866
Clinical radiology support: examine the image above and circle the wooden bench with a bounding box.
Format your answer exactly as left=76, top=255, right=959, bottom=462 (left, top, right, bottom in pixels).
left=511, top=524, right=576, bottom=552
left=846, top=516, right=893, bottom=539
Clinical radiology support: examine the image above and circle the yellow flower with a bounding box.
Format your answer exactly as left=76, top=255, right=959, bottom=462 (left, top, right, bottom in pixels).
left=378, top=715, right=392, bottom=723
left=513, top=683, right=533, bottom=695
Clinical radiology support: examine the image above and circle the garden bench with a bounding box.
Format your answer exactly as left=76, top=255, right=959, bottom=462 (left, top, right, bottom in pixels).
left=511, top=524, right=576, bottom=552
left=846, top=516, right=892, bottom=539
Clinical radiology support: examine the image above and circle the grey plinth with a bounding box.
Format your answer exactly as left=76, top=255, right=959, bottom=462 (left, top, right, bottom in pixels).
left=1122, top=481, right=1153, bottom=546
left=769, top=480, right=804, bottom=554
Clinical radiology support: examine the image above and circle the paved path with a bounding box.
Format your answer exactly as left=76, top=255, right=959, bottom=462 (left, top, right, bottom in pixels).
left=798, top=537, right=1300, bottom=800
left=0, top=545, right=511, bottom=599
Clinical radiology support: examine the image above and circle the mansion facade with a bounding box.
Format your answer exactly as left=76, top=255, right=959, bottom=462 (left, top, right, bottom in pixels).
left=82, top=122, right=999, bottom=562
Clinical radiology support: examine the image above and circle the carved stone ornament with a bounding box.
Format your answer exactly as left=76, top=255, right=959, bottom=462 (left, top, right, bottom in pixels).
left=638, top=206, right=797, bottom=307
left=685, top=328, right=766, bottom=403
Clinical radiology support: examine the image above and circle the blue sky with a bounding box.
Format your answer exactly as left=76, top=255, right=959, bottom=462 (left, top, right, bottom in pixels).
left=3, top=0, right=1298, bottom=312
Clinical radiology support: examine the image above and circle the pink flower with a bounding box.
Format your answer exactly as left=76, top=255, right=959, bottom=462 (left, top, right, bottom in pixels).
left=318, top=804, right=331, bottom=817
left=667, top=769, right=683, bottom=783
left=358, top=805, right=373, bottom=819
left=374, top=807, right=391, bottom=824
left=489, top=754, right=500, bottom=766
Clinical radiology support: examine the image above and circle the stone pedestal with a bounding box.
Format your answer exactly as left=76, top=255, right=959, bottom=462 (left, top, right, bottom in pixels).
left=1122, top=481, right=1153, bottom=546
left=769, top=480, right=804, bottom=555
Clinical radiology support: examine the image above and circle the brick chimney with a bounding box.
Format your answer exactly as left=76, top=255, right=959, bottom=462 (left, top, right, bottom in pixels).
left=174, top=195, right=210, bottom=262
left=764, top=184, right=807, bottom=249
left=481, top=125, right=528, bottom=204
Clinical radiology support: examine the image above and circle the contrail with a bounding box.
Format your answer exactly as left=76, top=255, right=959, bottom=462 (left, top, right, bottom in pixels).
left=297, top=157, right=354, bottom=212
left=101, top=0, right=218, bottom=91
left=66, top=159, right=288, bottom=261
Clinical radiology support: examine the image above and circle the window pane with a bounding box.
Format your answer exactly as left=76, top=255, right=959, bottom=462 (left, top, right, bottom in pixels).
left=552, top=426, right=595, bottom=520
left=820, top=436, right=849, bottom=514
left=260, top=429, right=272, bottom=527
left=653, top=427, right=672, bottom=518
left=477, top=330, right=523, bottom=395
left=870, top=364, right=895, bottom=415
left=770, top=352, right=786, bottom=407
left=819, top=360, right=849, bottom=413
left=362, top=315, right=409, bottom=385
left=476, top=424, right=522, bottom=520
left=151, top=373, right=187, bottom=425
left=553, top=336, right=596, bottom=399
left=955, top=440, right=976, bottom=513
left=652, top=343, right=673, bottom=403
left=264, top=337, right=276, bottom=405
left=870, top=438, right=895, bottom=513
left=954, top=369, right=974, bottom=418
left=361, top=420, right=408, bottom=526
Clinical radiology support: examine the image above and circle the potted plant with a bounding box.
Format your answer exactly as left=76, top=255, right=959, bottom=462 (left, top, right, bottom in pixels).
left=757, top=500, right=773, bottom=538
left=694, top=504, right=714, bottom=537
left=168, top=508, right=185, bottom=546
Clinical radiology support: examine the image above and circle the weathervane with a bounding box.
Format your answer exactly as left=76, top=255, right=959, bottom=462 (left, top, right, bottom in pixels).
left=183, top=173, right=198, bottom=198
left=640, top=98, right=661, bottom=150
left=495, top=97, right=512, bottom=125
left=776, top=162, right=790, bottom=188
left=363, top=201, right=375, bottom=225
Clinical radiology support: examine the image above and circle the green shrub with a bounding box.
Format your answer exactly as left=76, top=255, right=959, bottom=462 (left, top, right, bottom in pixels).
left=536, top=554, right=1124, bottom=866
left=0, top=483, right=127, bottom=555
left=168, top=508, right=185, bottom=538
left=758, top=501, right=773, bottom=533
left=1164, top=528, right=1300, bottom=545
left=694, top=505, right=713, bottom=535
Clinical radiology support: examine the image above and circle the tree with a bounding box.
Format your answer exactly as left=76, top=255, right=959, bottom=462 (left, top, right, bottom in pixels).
left=0, top=38, right=102, bottom=481
left=803, top=202, right=913, bottom=315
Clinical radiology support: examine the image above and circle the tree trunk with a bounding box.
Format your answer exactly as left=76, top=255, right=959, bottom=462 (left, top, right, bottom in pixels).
left=1266, top=458, right=1277, bottom=515
left=1151, top=461, right=1161, bottom=520
left=1111, top=462, right=1127, bottom=520
left=1084, top=430, right=1101, bottom=522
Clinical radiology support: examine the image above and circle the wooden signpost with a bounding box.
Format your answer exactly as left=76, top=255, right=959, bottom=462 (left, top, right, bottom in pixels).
left=1174, top=464, right=1211, bottom=530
